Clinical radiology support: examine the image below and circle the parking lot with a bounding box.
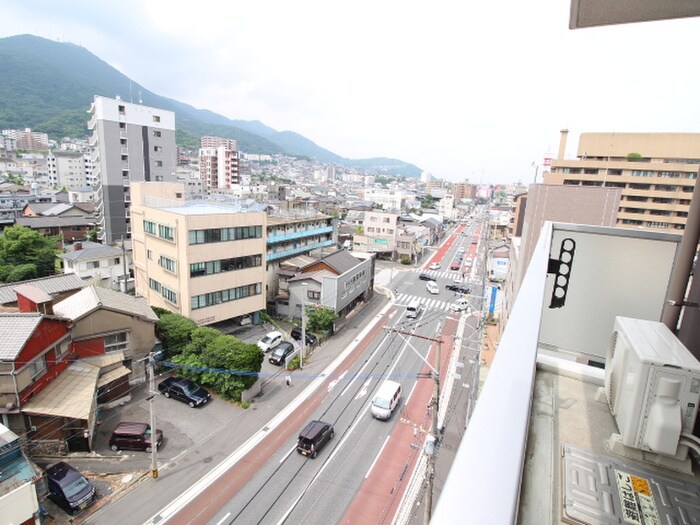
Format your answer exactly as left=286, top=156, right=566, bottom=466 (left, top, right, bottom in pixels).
left=39, top=321, right=307, bottom=523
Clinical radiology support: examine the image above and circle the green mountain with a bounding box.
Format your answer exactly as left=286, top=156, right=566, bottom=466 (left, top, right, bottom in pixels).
left=0, top=34, right=421, bottom=177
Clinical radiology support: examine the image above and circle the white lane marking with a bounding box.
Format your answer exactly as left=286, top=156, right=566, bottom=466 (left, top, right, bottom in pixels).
left=280, top=444, right=297, bottom=463
left=365, top=435, right=391, bottom=479
left=404, top=379, right=419, bottom=407
left=215, top=512, right=231, bottom=525
left=327, top=370, right=347, bottom=392
left=354, top=378, right=371, bottom=400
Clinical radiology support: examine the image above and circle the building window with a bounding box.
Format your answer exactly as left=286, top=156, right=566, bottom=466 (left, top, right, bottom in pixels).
left=118, top=105, right=125, bottom=114
left=149, top=278, right=161, bottom=292
left=162, top=286, right=177, bottom=304
left=88, top=261, right=100, bottom=269
left=147, top=249, right=153, bottom=260
left=144, top=220, right=157, bottom=235
left=153, top=130, right=161, bottom=138
left=113, top=257, right=121, bottom=265
left=188, top=225, right=263, bottom=245
left=153, top=115, right=161, bottom=123
left=307, top=290, right=321, bottom=300
left=189, top=254, right=262, bottom=277
left=159, top=255, right=176, bottom=273
left=53, top=339, right=70, bottom=361
left=191, top=282, right=262, bottom=310
left=29, top=354, right=47, bottom=380
left=155, top=160, right=163, bottom=167
left=103, top=331, right=129, bottom=352
left=154, top=145, right=162, bottom=152
left=158, top=224, right=174, bottom=240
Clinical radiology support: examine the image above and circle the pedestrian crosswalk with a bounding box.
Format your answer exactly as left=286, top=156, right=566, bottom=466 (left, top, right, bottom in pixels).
left=415, top=268, right=463, bottom=281
left=395, top=293, right=459, bottom=312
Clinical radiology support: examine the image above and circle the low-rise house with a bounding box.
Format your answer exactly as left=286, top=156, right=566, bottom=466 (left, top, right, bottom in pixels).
left=0, top=274, right=86, bottom=311
left=53, top=285, right=158, bottom=380
left=14, top=215, right=95, bottom=244
left=278, top=250, right=375, bottom=321
left=59, top=241, right=130, bottom=291
left=0, top=424, right=43, bottom=525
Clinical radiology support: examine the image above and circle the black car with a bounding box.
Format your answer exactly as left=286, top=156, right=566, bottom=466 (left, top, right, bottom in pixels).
left=446, top=284, right=471, bottom=294
left=291, top=327, right=318, bottom=346
left=45, top=461, right=96, bottom=515
left=269, top=341, right=296, bottom=366
left=158, top=377, right=211, bottom=407
left=419, top=273, right=436, bottom=281
left=297, top=420, right=335, bottom=458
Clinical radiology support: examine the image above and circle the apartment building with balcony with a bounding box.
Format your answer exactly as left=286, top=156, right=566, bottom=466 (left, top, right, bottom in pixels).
left=88, top=95, right=177, bottom=244
left=544, top=131, right=700, bottom=234
left=199, top=136, right=240, bottom=192
left=352, top=210, right=399, bottom=258
left=265, top=211, right=336, bottom=301
left=130, top=182, right=266, bottom=327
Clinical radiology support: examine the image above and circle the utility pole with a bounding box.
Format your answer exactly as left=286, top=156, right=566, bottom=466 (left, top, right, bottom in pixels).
left=148, top=353, right=159, bottom=479
left=300, top=283, right=307, bottom=369
left=120, top=236, right=128, bottom=293
left=382, top=325, right=442, bottom=524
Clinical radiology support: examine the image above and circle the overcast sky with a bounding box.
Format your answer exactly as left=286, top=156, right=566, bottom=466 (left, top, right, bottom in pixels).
left=3, top=1, right=699, bottom=184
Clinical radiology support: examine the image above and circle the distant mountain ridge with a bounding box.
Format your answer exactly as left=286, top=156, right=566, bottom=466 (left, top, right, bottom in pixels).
left=0, top=34, right=421, bottom=177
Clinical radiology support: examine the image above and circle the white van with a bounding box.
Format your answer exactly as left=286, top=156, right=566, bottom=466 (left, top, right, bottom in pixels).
left=371, top=380, right=402, bottom=420
left=450, top=297, right=471, bottom=312
left=406, top=299, right=422, bottom=319
left=426, top=281, right=439, bottom=294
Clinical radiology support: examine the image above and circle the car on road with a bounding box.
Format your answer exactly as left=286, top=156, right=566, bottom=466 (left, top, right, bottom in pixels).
left=297, top=420, right=334, bottom=458
left=450, top=298, right=471, bottom=312
left=291, top=327, right=318, bottom=346
left=419, top=273, right=436, bottom=281
left=458, top=247, right=466, bottom=252
left=158, top=377, right=211, bottom=407
left=45, top=461, right=96, bottom=515
left=445, top=284, right=470, bottom=294
left=257, top=331, right=283, bottom=352
left=450, top=261, right=461, bottom=270
left=426, top=281, right=440, bottom=294
left=109, top=422, right=163, bottom=453
left=269, top=341, right=296, bottom=366
left=429, top=262, right=441, bottom=270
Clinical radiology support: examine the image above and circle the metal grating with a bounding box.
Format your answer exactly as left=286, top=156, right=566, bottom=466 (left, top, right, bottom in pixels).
left=563, top=443, right=700, bottom=525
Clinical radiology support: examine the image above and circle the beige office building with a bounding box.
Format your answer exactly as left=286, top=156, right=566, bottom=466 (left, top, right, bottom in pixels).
left=544, top=131, right=699, bottom=233
left=130, top=182, right=266, bottom=326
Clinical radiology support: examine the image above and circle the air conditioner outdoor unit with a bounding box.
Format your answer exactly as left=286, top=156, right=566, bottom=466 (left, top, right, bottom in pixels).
left=605, top=316, right=700, bottom=464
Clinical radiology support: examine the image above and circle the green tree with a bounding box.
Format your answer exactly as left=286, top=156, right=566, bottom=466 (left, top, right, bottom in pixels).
left=0, top=225, right=58, bottom=283
left=307, top=307, right=339, bottom=333
left=2, top=173, right=25, bottom=185
left=156, top=312, right=198, bottom=355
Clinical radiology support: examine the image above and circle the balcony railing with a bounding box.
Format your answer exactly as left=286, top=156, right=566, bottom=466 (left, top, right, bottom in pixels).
left=267, top=225, right=333, bottom=244
left=431, top=222, right=551, bottom=524
left=267, top=239, right=334, bottom=261
left=87, top=114, right=97, bottom=130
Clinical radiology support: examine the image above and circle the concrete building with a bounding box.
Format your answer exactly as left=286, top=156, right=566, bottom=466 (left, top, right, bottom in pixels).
left=545, top=130, right=700, bottom=234
left=352, top=210, right=399, bottom=259
left=1, top=128, right=49, bottom=150
left=47, top=150, right=89, bottom=190
left=362, top=188, right=405, bottom=211
left=199, top=136, right=240, bottom=191
left=59, top=241, right=130, bottom=291
left=265, top=211, right=336, bottom=301
left=278, top=250, right=375, bottom=321
left=88, top=95, right=177, bottom=244
left=130, top=182, right=266, bottom=327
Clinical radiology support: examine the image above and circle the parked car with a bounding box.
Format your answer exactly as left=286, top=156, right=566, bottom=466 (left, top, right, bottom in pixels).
left=429, top=262, right=441, bottom=270
left=158, top=377, right=211, bottom=408
left=419, top=273, right=436, bottom=281
left=297, top=420, right=334, bottom=458
left=45, top=462, right=96, bottom=515
left=257, top=331, right=283, bottom=352
left=109, top=422, right=163, bottom=453
left=269, top=341, right=296, bottom=366
left=291, top=327, right=318, bottom=346
left=446, top=284, right=471, bottom=294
